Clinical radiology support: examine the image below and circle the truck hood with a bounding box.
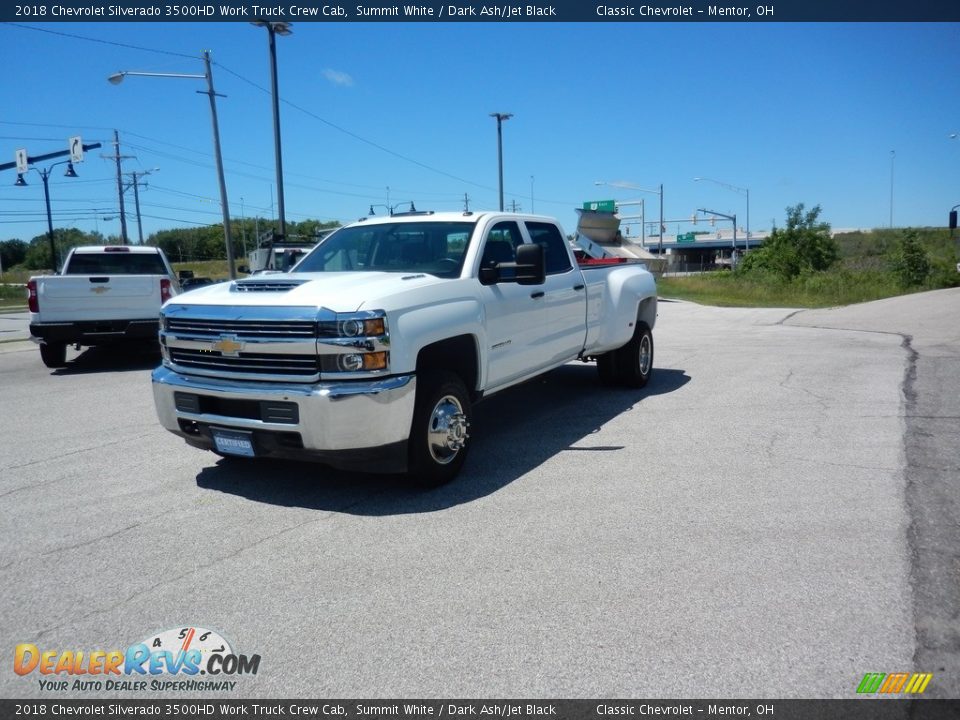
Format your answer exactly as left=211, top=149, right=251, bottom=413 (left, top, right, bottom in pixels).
left=169, top=272, right=448, bottom=312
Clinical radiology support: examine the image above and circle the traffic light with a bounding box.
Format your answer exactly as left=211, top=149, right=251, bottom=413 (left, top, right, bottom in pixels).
left=950, top=209, right=957, bottom=230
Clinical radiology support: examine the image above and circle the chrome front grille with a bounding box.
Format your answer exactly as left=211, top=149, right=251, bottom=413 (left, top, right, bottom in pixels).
left=169, top=348, right=320, bottom=376
left=166, top=317, right=317, bottom=338
left=162, top=305, right=325, bottom=382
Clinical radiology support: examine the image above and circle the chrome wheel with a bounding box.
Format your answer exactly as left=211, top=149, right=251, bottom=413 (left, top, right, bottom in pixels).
left=427, top=394, right=470, bottom=465
left=637, top=333, right=652, bottom=376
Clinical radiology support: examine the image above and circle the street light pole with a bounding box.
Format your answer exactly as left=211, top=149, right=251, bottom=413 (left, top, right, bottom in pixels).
left=890, top=150, right=895, bottom=228
left=694, top=177, right=750, bottom=250
left=41, top=170, right=56, bottom=270
left=658, top=183, right=663, bottom=257
left=490, top=112, right=512, bottom=211
left=16, top=160, right=79, bottom=271
left=252, top=21, right=292, bottom=242
left=108, top=52, right=237, bottom=278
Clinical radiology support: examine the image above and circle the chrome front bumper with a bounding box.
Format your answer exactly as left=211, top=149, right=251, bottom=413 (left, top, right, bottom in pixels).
left=152, top=366, right=416, bottom=472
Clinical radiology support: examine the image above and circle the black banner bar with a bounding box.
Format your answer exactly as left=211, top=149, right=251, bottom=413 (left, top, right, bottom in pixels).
left=2, top=700, right=960, bottom=720
left=3, top=1, right=960, bottom=23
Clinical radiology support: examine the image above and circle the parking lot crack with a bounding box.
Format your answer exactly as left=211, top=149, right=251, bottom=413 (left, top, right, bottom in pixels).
left=41, top=523, right=141, bottom=557
left=1, top=434, right=156, bottom=490
left=30, top=493, right=388, bottom=642
left=778, top=368, right=831, bottom=407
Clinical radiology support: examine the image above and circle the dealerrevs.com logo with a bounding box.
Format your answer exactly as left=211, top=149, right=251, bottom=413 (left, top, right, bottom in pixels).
left=14, top=626, right=260, bottom=693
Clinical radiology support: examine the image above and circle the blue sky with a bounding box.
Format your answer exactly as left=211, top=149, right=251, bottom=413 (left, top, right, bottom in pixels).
left=1, top=21, right=959, bottom=249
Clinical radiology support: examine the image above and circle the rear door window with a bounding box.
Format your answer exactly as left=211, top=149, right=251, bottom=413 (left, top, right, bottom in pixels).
left=525, top=222, right=573, bottom=275
left=65, top=252, right=167, bottom=275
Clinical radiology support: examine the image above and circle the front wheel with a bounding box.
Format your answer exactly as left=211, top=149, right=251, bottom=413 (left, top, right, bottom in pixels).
left=39, top=342, right=67, bottom=368
left=407, top=371, right=472, bottom=487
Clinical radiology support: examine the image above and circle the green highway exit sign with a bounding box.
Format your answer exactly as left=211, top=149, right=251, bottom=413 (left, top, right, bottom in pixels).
left=583, top=200, right=616, bottom=213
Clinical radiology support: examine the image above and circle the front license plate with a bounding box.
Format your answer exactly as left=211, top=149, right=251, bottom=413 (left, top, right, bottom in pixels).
left=212, top=428, right=255, bottom=457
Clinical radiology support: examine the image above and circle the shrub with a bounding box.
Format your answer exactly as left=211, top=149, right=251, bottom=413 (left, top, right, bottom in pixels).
left=889, top=231, right=932, bottom=288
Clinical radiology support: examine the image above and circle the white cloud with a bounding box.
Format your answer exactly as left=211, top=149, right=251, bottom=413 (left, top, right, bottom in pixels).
left=323, top=69, right=354, bottom=87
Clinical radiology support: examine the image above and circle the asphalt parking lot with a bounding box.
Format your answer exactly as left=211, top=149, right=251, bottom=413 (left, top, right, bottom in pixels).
left=1, top=290, right=957, bottom=699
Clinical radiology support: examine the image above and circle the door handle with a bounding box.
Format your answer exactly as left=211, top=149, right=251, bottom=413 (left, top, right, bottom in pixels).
left=573, top=284, right=585, bottom=291
left=530, top=291, right=545, bottom=299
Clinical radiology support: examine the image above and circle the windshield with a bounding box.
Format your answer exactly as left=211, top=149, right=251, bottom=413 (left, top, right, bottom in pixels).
left=293, top=221, right=474, bottom=279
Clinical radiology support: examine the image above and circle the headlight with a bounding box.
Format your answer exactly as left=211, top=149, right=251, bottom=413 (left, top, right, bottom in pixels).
left=339, top=317, right=385, bottom=337
left=319, top=311, right=390, bottom=374
left=319, top=312, right=388, bottom=340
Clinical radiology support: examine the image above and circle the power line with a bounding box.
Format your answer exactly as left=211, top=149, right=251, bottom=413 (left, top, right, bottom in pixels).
left=214, top=61, right=495, bottom=192
left=2, top=23, right=199, bottom=60
left=0, top=29, right=577, bottom=221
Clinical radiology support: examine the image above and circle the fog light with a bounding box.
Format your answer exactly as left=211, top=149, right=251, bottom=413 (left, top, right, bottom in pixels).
left=338, top=353, right=364, bottom=371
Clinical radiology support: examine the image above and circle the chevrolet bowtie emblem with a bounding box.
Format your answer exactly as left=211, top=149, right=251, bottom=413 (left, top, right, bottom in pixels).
left=211, top=335, right=244, bottom=356
left=90, top=286, right=110, bottom=294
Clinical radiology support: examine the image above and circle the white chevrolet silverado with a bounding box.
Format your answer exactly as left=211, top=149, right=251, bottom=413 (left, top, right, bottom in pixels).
left=152, top=211, right=657, bottom=485
left=28, top=245, right=179, bottom=368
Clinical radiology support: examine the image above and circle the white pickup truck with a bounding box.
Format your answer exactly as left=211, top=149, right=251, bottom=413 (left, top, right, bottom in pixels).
left=152, top=211, right=657, bottom=485
left=28, top=245, right=179, bottom=368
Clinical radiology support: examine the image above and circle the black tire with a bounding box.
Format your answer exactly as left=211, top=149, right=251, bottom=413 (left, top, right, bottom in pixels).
left=616, top=321, right=654, bottom=388
left=407, top=371, right=472, bottom=487
left=39, top=342, right=67, bottom=369
left=596, top=352, right=619, bottom=386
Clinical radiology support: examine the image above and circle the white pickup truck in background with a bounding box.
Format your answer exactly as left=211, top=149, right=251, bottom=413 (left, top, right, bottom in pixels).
left=152, top=211, right=657, bottom=485
left=28, top=245, right=179, bottom=368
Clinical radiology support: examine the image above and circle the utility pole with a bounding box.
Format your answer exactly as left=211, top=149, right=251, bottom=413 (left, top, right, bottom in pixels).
left=126, top=169, right=157, bottom=245
left=103, top=130, right=133, bottom=244
left=201, top=50, right=236, bottom=278
left=240, top=197, right=248, bottom=258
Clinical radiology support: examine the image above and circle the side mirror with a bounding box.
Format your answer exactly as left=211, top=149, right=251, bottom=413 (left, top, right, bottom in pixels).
left=477, top=244, right=546, bottom=286
left=178, top=269, right=194, bottom=281
left=237, top=264, right=250, bottom=274
left=479, top=266, right=499, bottom=285
left=514, top=243, right=546, bottom=286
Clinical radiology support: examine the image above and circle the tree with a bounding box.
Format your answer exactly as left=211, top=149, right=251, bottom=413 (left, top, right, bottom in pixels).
left=23, top=228, right=94, bottom=270
left=889, top=230, right=931, bottom=287
left=0, top=239, right=28, bottom=269
left=740, top=203, right=838, bottom=279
